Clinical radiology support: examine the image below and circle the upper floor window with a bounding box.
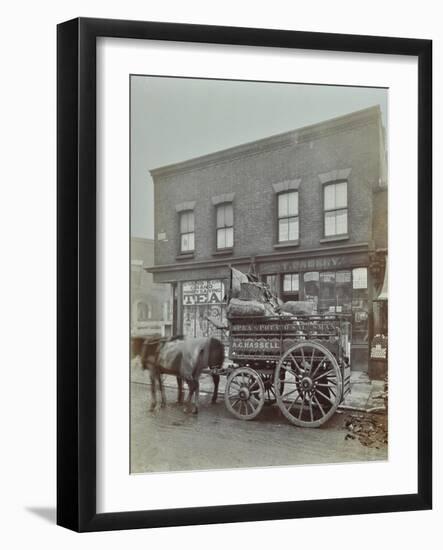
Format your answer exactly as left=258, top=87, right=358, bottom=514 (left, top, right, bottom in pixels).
left=216, top=203, right=233, bottom=249
left=180, top=210, right=195, bottom=252
left=278, top=191, right=299, bottom=242
left=324, top=181, right=348, bottom=237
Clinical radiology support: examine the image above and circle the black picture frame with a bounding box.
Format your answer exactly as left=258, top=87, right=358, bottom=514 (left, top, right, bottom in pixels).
left=57, top=17, right=432, bottom=532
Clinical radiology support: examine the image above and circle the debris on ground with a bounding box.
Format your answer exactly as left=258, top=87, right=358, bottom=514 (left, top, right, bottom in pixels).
left=343, top=412, right=388, bottom=448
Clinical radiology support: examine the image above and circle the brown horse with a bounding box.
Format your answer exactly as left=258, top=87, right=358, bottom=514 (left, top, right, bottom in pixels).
left=140, top=335, right=224, bottom=414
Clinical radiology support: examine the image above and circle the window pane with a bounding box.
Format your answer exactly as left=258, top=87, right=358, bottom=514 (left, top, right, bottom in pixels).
left=188, top=232, right=195, bottom=251
left=181, top=211, right=194, bottom=233
left=352, top=268, right=367, bottom=289
left=279, top=219, right=289, bottom=241
left=188, top=211, right=194, bottom=232
left=324, top=211, right=336, bottom=236
left=217, top=228, right=225, bottom=249
left=181, top=233, right=189, bottom=251
left=180, top=212, right=188, bottom=233
left=288, top=216, right=299, bottom=241
left=225, top=226, right=233, bottom=248
left=283, top=274, right=291, bottom=292
left=278, top=193, right=288, bottom=217
left=335, top=182, right=347, bottom=208
left=336, top=209, right=348, bottom=234
left=287, top=192, right=298, bottom=216
left=216, top=205, right=224, bottom=228
left=265, top=275, right=278, bottom=296
left=224, top=203, right=233, bottom=227
left=324, top=185, right=335, bottom=210
left=283, top=274, right=299, bottom=292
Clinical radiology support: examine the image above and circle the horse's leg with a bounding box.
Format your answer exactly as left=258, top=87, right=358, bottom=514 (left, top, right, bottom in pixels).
left=184, top=380, right=195, bottom=414
left=177, top=376, right=184, bottom=405
left=149, top=368, right=157, bottom=412
left=158, top=373, right=166, bottom=408
left=211, top=373, right=220, bottom=404
left=190, top=380, right=200, bottom=414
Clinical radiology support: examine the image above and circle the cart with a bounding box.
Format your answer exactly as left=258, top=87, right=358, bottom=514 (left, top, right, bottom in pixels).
left=222, top=314, right=352, bottom=427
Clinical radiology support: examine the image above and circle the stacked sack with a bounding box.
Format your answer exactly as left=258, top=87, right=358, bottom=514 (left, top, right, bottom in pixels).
left=227, top=281, right=281, bottom=318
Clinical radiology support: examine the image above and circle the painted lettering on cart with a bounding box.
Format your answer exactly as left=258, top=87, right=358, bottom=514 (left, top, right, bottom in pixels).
left=231, top=338, right=280, bottom=351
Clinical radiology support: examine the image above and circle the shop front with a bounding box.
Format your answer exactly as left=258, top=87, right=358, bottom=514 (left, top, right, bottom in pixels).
left=258, top=250, right=372, bottom=371
left=163, top=248, right=378, bottom=372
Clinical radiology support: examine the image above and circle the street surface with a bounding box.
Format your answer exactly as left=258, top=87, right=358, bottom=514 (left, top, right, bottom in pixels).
left=130, top=379, right=387, bottom=474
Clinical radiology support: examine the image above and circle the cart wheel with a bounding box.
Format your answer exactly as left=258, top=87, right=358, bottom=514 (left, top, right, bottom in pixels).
left=261, top=372, right=284, bottom=405
left=274, top=342, right=342, bottom=428
left=225, top=367, right=265, bottom=420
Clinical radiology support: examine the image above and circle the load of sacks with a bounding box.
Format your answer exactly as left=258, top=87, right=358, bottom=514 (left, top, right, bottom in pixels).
left=226, top=270, right=315, bottom=318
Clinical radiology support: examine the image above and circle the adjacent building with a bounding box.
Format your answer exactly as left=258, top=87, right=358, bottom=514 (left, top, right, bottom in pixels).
left=147, top=106, right=388, bottom=372
left=131, top=237, right=173, bottom=338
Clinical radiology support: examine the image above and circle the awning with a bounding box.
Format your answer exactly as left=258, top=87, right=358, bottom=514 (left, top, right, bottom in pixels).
left=375, top=259, right=388, bottom=301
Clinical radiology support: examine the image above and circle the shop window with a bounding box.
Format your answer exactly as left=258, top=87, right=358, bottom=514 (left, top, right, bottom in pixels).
left=216, top=203, right=233, bottom=249
left=303, top=272, right=319, bottom=312
left=282, top=273, right=299, bottom=301
left=180, top=210, right=195, bottom=253
left=352, top=267, right=368, bottom=289
left=264, top=274, right=278, bottom=297
left=352, top=268, right=369, bottom=344
left=324, top=181, right=348, bottom=237
left=278, top=191, right=299, bottom=242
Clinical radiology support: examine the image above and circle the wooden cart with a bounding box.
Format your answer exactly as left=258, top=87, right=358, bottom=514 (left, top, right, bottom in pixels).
left=223, top=314, right=352, bottom=427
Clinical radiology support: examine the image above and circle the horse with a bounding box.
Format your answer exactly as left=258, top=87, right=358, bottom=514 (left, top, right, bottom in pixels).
left=140, top=335, right=224, bottom=414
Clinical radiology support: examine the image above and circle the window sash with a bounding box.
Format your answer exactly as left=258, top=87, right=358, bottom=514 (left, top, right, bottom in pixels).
left=216, top=204, right=233, bottom=248
left=283, top=273, right=299, bottom=292
left=181, top=231, right=195, bottom=252
left=324, top=181, right=347, bottom=211
left=217, top=226, right=233, bottom=249
left=217, top=203, right=233, bottom=229
left=278, top=191, right=298, bottom=218
left=278, top=216, right=299, bottom=242
left=324, top=208, right=348, bottom=236
left=180, top=210, right=194, bottom=233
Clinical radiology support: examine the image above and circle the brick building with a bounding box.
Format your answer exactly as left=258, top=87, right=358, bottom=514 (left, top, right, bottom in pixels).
left=147, top=106, right=388, bottom=372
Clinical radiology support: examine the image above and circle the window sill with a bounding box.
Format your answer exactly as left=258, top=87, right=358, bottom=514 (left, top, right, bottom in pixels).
left=274, top=240, right=300, bottom=249
left=320, top=234, right=350, bottom=243
left=213, top=248, right=234, bottom=256
left=176, top=253, right=194, bottom=260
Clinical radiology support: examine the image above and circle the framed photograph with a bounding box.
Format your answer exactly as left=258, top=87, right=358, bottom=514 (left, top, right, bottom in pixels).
left=57, top=17, right=432, bottom=532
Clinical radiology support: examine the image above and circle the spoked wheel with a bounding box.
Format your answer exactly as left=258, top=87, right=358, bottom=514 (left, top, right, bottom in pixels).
left=224, top=367, right=265, bottom=420
left=274, top=342, right=342, bottom=428
left=261, top=372, right=284, bottom=405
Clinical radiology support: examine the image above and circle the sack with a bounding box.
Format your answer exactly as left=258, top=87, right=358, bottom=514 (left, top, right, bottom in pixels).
left=281, top=301, right=315, bottom=316
left=227, top=298, right=266, bottom=317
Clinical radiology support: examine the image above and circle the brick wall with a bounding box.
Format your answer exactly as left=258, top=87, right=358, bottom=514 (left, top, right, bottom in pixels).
left=151, top=107, right=386, bottom=271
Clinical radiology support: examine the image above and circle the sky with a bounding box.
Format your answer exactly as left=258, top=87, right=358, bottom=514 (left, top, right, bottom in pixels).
left=131, top=76, right=387, bottom=239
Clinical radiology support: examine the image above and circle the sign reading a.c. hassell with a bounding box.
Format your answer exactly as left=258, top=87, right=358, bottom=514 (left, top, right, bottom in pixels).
left=231, top=337, right=280, bottom=352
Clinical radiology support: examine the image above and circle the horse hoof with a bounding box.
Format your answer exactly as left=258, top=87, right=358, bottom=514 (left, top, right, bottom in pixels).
left=191, top=407, right=198, bottom=415
left=160, top=402, right=166, bottom=409
left=211, top=399, right=217, bottom=404
left=149, top=406, right=156, bottom=413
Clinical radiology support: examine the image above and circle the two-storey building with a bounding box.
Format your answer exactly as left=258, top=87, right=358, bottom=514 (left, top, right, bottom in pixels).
left=147, top=106, right=388, bottom=372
